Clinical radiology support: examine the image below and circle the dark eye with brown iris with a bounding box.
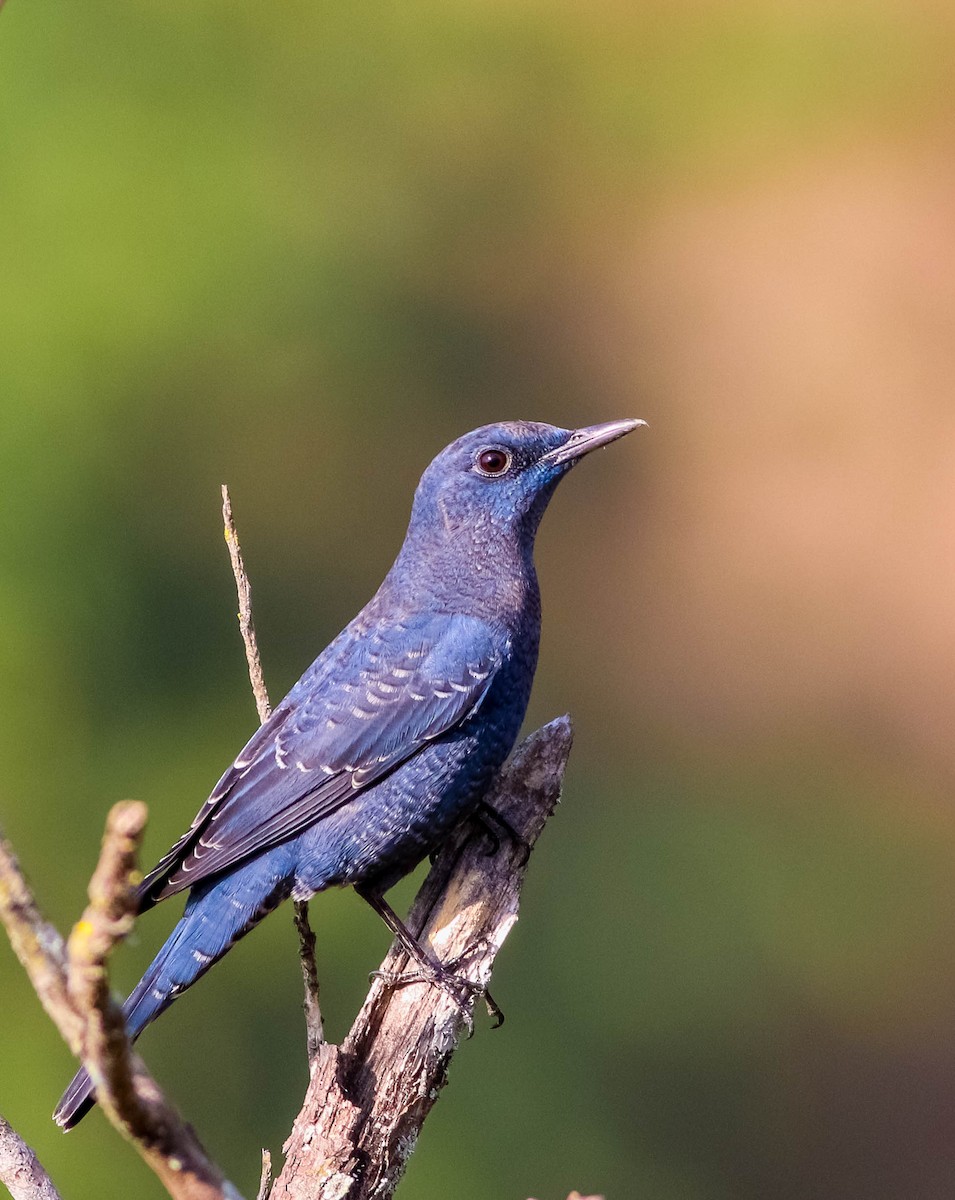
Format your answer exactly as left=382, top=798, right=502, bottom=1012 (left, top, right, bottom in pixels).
left=476, top=448, right=511, bottom=476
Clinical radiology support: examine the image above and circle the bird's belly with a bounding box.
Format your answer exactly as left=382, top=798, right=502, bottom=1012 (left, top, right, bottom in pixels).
left=291, top=727, right=505, bottom=898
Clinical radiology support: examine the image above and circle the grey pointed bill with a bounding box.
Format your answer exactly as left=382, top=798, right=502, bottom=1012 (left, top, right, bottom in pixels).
left=540, top=418, right=647, bottom=467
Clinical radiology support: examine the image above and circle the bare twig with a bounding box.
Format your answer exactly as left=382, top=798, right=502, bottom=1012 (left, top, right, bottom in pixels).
left=292, top=900, right=324, bottom=1055
left=66, top=802, right=147, bottom=1127
left=0, top=812, right=243, bottom=1200
left=0, top=1115, right=63, bottom=1200
left=273, top=716, right=574, bottom=1200
left=255, top=1150, right=273, bottom=1200
left=221, top=485, right=272, bottom=725
left=0, top=833, right=82, bottom=1051
left=221, top=484, right=324, bottom=1059
left=65, top=803, right=238, bottom=1198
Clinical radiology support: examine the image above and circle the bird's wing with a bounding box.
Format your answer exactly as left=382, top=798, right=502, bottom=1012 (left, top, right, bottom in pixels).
left=138, top=613, right=505, bottom=907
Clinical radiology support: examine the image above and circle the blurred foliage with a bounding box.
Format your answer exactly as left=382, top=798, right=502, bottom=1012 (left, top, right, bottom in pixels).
left=3, top=3, right=955, bottom=1199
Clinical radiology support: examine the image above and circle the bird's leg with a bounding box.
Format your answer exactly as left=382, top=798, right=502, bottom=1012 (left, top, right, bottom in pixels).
left=471, top=801, right=531, bottom=867
left=357, top=885, right=504, bottom=1030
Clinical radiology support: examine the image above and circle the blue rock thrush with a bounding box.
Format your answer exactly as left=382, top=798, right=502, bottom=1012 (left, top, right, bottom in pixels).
left=54, top=418, right=642, bottom=1128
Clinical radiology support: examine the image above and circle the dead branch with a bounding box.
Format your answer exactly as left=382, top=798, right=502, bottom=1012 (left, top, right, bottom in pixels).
left=0, top=1115, right=63, bottom=1200
left=219, top=486, right=576, bottom=1197
left=1, top=475, right=583, bottom=1200
left=0, top=812, right=243, bottom=1200
left=2, top=484, right=579, bottom=1200
left=221, top=485, right=324, bottom=1059
left=65, top=802, right=241, bottom=1199
left=272, top=715, right=574, bottom=1200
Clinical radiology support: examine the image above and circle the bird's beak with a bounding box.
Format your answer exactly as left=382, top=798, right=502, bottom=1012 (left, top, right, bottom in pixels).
left=540, top=418, right=647, bottom=467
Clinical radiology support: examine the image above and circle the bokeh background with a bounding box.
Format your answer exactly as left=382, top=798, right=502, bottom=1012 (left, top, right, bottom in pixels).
left=4, top=3, right=955, bottom=1198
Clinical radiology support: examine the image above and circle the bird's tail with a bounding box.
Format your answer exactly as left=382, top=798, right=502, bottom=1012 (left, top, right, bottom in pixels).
left=53, top=863, right=289, bottom=1130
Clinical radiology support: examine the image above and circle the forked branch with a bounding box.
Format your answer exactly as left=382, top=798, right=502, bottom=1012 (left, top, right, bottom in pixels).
left=0, top=812, right=241, bottom=1200
left=1, top=488, right=576, bottom=1200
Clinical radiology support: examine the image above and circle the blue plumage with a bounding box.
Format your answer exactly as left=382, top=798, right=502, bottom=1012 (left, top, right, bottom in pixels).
left=54, top=418, right=641, bottom=1129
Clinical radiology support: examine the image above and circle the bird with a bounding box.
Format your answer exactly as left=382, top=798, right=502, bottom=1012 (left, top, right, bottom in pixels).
left=54, top=417, right=643, bottom=1129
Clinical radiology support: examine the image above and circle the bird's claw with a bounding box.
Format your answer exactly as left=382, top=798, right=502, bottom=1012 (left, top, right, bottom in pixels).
left=370, top=960, right=503, bottom=1034
left=444, top=942, right=505, bottom=1028
left=472, top=803, right=531, bottom=868
left=481, top=988, right=504, bottom=1027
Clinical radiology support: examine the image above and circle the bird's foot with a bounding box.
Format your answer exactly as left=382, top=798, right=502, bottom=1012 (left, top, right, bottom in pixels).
left=441, top=946, right=505, bottom=1028
left=372, top=952, right=503, bottom=1033
left=471, top=802, right=530, bottom=867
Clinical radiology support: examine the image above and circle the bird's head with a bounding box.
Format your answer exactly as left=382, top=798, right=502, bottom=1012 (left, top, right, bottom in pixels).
left=406, top=418, right=645, bottom=551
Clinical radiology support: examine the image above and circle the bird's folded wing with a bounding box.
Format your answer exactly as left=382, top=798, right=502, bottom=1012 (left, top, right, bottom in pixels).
left=138, top=614, right=504, bottom=907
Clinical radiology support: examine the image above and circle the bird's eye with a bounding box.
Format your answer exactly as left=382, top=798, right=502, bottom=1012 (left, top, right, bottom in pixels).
left=475, top=448, right=511, bottom=477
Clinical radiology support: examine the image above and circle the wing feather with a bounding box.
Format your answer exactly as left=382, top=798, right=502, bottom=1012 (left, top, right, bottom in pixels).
left=138, top=614, right=503, bottom=908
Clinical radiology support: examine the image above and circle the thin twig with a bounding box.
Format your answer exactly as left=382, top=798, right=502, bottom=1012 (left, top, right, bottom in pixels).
left=0, top=812, right=242, bottom=1200
left=221, top=484, right=324, bottom=1060
left=66, top=802, right=147, bottom=1125
left=273, top=717, right=574, bottom=1200
left=255, top=1150, right=273, bottom=1200
left=0, top=1115, right=63, bottom=1200
left=0, top=833, right=82, bottom=1052
left=292, top=901, right=324, bottom=1055
left=221, top=485, right=272, bottom=725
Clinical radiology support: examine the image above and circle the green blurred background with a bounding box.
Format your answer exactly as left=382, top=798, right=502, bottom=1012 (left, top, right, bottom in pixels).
left=4, top=2, right=955, bottom=1197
